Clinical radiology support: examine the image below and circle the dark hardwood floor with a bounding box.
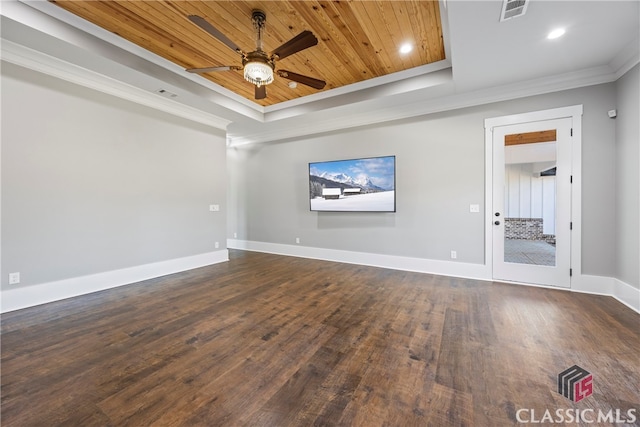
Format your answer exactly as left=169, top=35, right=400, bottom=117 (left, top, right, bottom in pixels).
left=1, top=250, right=639, bottom=426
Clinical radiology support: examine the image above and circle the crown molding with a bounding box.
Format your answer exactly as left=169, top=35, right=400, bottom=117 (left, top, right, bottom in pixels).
left=1, top=39, right=231, bottom=130
left=15, top=0, right=261, bottom=113
left=228, top=64, right=619, bottom=147
left=611, top=36, right=640, bottom=80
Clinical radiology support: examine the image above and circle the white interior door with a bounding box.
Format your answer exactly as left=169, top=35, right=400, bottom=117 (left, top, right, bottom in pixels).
left=492, top=118, right=572, bottom=288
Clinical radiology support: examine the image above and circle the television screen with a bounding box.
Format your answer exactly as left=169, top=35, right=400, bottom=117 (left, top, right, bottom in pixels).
left=309, top=155, right=396, bottom=212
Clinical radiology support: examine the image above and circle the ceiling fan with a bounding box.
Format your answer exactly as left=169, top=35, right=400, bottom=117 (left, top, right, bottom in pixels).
left=186, top=10, right=326, bottom=100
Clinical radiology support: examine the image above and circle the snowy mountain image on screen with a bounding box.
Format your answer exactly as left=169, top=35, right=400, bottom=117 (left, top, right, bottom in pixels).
left=314, top=171, right=386, bottom=191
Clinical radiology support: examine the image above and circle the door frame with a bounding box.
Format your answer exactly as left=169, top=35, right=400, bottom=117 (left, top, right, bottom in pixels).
left=492, top=118, right=572, bottom=287
left=484, top=105, right=583, bottom=287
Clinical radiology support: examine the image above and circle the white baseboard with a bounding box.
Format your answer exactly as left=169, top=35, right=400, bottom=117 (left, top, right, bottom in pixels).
left=4, top=244, right=637, bottom=315
left=227, top=239, right=492, bottom=281
left=229, top=240, right=640, bottom=314
left=571, top=274, right=614, bottom=295
left=571, top=275, right=640, bottom=313
left=0, top=250, right=229, bottom=313
left=613, top=278, right=640, bottom=313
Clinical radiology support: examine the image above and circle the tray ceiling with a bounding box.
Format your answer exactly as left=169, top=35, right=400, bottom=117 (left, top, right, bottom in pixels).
left=49, top=0, right=445, bottom=107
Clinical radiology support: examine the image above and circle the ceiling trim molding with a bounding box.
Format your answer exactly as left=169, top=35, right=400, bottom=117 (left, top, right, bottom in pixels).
left=263, top=60, right=452, bottom=115
left=228, top=65, right=619, bottom=147
left=17, top=0, right=262, bottom=114
left=611, top=36, right=640, bottom=80
left=1, top=39, right=231, bottom=130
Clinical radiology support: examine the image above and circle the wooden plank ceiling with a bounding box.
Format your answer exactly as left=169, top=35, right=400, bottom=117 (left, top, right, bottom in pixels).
left=50, top=1, right=445, bottom=106
left=505, top=130, right=557, bottom=146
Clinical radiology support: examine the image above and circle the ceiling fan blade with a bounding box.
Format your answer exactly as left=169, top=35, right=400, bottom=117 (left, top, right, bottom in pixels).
left=277, top=70, right=326, bottom=90
left=255, top=85, right=267, bottom=100
left=185, top=65, right=241, bottom=73
left=188, top=15, right=244, bottom=54
left=271, top=31, right=318, bottom=61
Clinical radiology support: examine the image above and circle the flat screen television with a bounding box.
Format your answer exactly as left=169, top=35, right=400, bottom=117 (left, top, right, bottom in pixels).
left=309, top=155, right=396, bottom=212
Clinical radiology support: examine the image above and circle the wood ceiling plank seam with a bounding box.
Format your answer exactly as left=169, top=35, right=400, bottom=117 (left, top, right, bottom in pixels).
left=418, top=1, right=439, bottom=64
left=277, top=1, right=352, bottom=88
left=320, top=0, right=388, bottom=78
left=256, top=1, right=327, bottom=83
left=53, top=1, right=195, bottom=67
left=118, top=1, right=233, bottom=70
left=278, top=2, right=337, bottom=86
left=411, top=1, right=445, bottom=65
left=363, top=0, right=404, bottom=75
left=320, top=1, right=386, bottom=82
left=423, top=1, right=446, bottom=62
left=258, top=1, right=309, bottom=49
left=434, top=0, right=446, bottom=58
left=408, top=1, right=435, bottom=64
left=376, top=1, right=412, bottom=74
left=266, top=27, right=334, bottom=88
left=106, top=1, right=216, bottom=68
left=128, top=2, right=228, bottom=59
left=349, top=2, right=397, bottom=75
left=52, top=1, right=132, bottom=39
left=292, top=1, right=351, bottom=89
left=404, top=1, right=442, bottom=67
left=391, top=3, right=423, bottom=70
left=294, top=1, right=372, bottom=84
left=387, top=1, right=429, bottom=71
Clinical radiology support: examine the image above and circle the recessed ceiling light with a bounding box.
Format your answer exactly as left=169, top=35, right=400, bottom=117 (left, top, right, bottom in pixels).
left=547, top=28, right=566, bottom=40
left=399, top=43, right=413, bottom=54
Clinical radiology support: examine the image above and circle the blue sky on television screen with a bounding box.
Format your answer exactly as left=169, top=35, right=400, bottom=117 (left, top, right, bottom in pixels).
left=310, top=156, right=395, bottom=190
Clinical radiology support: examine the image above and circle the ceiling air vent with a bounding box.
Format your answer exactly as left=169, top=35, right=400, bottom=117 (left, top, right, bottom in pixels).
left=500, top=0, right=529, bottom=21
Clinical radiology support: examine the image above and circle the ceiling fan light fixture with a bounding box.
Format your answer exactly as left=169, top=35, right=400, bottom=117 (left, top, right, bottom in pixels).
left=244, top=60, right=274, bottom=87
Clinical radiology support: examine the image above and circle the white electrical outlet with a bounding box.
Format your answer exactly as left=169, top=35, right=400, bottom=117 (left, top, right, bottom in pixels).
left=209, top=204, right=220, bottom=212
left=9, top=272, right=20, bottom=285
left=215, top=241, right=219, bottom=249
left=233, top=232, right=237, bottom=238
left=450, top=251, right=457, bottom=259
left=295, top=237, right=300, bottom=244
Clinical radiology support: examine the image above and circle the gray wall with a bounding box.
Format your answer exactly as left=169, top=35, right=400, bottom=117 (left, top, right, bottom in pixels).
left=615, top=64, right=640, bottom=289
left=1, top=62, right=227, bottom=290
left=229, top=83, right=619, bottom=277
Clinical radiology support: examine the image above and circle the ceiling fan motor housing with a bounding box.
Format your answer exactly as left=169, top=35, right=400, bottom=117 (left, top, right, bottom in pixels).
left=252, top=10, right=267, bottom=27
